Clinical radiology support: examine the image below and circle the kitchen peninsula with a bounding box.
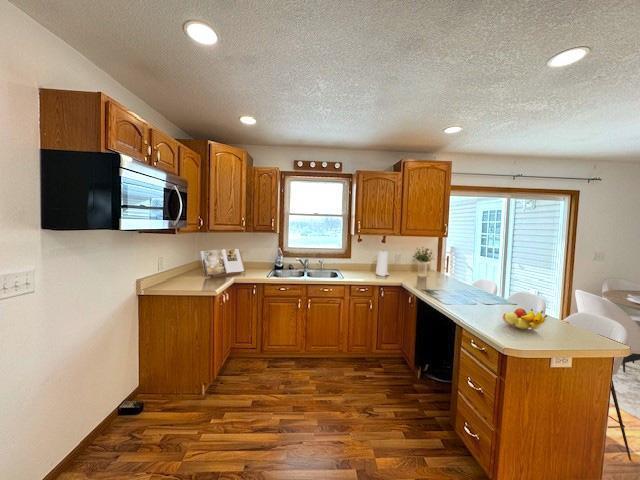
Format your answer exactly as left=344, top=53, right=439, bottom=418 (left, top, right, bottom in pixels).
left=137, top=263, right=628, bottom=480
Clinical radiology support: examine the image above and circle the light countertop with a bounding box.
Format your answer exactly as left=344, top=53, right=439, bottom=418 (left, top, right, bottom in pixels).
left=137, top=264, right=630, bottom=360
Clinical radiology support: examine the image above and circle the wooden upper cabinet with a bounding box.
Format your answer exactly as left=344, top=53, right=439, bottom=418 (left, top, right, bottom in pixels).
left=253, top=167, right=280, bottom=232
left=394, top=160, right=452, bottom=237
left=376, top=286, right=404, bottom=352
left=150, top=129, right=179, bottom=174
left=179, top=145, right=203, bottom=232
left=106, top=100, right=150, bottom=163
left=355, top=171, right=402, bottom=235
left=209, top=142, right=252, bottom=231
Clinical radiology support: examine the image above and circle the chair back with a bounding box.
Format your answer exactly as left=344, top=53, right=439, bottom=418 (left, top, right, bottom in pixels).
left=565, top=312, right=628, bottom=373
left=602, top=278, right=640, bottom=294
left=472, top=279, right=497, bottom=295
left=507, top=292, right=546, bottom=312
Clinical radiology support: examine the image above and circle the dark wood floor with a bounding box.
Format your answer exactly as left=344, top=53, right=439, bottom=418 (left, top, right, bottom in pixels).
left=57, top=357, right=639, bottom=479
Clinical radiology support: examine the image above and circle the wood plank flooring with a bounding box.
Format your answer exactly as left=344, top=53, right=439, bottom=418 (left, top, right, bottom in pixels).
left=56, top=358, right=640, bottom=480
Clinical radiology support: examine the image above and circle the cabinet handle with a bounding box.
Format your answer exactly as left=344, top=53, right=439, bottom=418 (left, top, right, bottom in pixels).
left=408, top=295, right=413, bottom=304
left=252, top=285, right=256, bottom=295
left=357, top=220, right=361, bottom=233
left=198, top=216, right=204, bottom=229
left=380, top=287, right=384, bottom=297
left=466, top=376, right=484, bottom=393
left=358, top=287, right=368, bottom=292
left=321, top=288, right=332, bottom=292
left=271, top=218, right=275, bottom=229
left=307, top=299, right=311, bottom=310
left=444, top=223, right=448, bottom=236
left=278, top=287, right=288, bottom=291
left=469, top=339, right=486, bottom=352
left=297, top=298, right=301, bottom=309
left=147, top=144, right=152, bottom=156
left=155, top=149, right=160, bottom=165
left=463, top=422, right=480, bottom=441
left=241, top=217, right=246, bottom=227
left=369, top=300, right=373, bottom=311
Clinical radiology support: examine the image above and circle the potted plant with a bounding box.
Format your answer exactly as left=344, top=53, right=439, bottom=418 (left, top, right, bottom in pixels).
left=414, top=247, right=433, bottom=278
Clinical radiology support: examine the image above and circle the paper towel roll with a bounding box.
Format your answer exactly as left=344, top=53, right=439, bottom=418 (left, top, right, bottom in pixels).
left=375, top=250, right=389, bottom=277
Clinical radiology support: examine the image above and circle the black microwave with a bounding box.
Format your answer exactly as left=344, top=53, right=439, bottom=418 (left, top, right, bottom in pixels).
left=41, top=150, right=187, bottom=230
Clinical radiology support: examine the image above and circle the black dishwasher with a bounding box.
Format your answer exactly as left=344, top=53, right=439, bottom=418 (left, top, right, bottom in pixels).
left=415, top=299, right=457, bottom=382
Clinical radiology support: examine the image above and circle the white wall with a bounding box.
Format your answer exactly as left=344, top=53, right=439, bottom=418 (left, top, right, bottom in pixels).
left=198, top=144, right=441, bottom=266
left=0, top=2, right=198, bottom=478
left=435, top=152, right=640, bottom=309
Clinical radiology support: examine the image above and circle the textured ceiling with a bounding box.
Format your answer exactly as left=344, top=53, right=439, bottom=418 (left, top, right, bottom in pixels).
left=11, top=0, right=640, bottom=159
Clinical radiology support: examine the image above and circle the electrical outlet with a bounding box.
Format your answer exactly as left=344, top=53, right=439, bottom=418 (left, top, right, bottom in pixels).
left=157, top=256, right=164, bottom=272
left=0, top=269, right=35, bottom=300
left=593, top=251, right=605, bottom=262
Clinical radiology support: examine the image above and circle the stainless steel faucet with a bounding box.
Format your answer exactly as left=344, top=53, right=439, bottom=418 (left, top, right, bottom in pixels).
left=296, top=258, right=310, bottom=273
left=318, top=259, right=325, bottom=270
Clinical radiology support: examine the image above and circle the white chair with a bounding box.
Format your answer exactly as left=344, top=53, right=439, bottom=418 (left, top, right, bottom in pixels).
left=507, top=292, right=546, bottom=313
left=565, top=312, right=631, bottom=459
left=575, top=289, right=640, bottom=372
left=602, top=278, right=640, bottom=294
left=472, top=279, right=497, bottom=295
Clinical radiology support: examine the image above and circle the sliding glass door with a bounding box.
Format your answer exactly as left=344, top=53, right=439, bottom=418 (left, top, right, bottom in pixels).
left=446, top=191, right=570, bottom=317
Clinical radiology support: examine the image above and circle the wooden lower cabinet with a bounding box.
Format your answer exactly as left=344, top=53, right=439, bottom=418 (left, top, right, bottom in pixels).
left=213, top=290, right=234, bottom=379
left=305, top=297, right=346, bottom=352
left=262, top=296, right=305, bottom=352
left=376, top=286, right=404, bottom=351
left=454, top=327, right=614, bottom=480
left=347, top=296, right=375, bottom=353
left=232, top=284, right=259, bottom=351
left=401, top=291, right=417, bottom=369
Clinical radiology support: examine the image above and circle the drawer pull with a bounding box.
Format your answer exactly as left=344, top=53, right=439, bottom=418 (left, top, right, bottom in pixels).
left=469, top=339, right=486, bottom=352
left=466, top=376, right=484, bottom=393
left=321, top=288, right=332, bottom=292
left=463, top=422, right=480, bottom=441
left=358, top=287, right=368, bottom=292
left=278, top=287, right=288, bottom=291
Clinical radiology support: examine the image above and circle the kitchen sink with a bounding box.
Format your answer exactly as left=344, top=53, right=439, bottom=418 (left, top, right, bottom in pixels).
left=306, top=270, right=343, bottom=278
left=268, top=269, right=305, bottom=278
left=267, top=269, right=343, bottom=279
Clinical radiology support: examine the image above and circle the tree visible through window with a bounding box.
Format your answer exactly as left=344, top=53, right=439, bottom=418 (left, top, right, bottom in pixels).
left=281, top=174, right=351, bottom=257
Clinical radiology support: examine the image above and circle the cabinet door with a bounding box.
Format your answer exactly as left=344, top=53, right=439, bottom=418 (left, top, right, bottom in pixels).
left=401, top=292, right=417, bottom=369
left=106, top=101, right=149, bottom=162
left=233, top=284, right=259, bottom=350
left=213, top=295, right=224, bottom=379
left=178, top=145, right=203, bottom=232
left=209, top=143, right=248, bottom=231
left=376, top=286, right=404, bottom=351
left=348, top=297, right=375, bottom=353
left=150, top=129, right=179, bottom=174
left=306, top=297, right=345, bottom=353
left=355, top=171, right=402, bottom=235
left=400, top=160, right=452, bottom=237
left=262, top=297, right=304, bottom=352
left=223, top=290, right=234, bottom=361
left=253, top=167, right=279, bottom=232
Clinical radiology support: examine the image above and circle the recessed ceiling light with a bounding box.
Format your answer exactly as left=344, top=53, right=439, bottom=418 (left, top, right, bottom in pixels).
left=547, top=46, right=590, bottom=68
left=239, top=116, right=257, bottom=125
left=183, top=21, right=218, bottom=46
left=443, top=126, right=463, bottom=134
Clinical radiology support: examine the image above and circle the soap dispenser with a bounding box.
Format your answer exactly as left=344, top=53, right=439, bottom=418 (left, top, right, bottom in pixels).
left=274, top=248, right=284, bottom=270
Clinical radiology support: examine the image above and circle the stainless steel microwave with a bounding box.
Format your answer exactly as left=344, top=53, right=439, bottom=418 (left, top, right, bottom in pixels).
left=41, top=150, right=187, bottom=230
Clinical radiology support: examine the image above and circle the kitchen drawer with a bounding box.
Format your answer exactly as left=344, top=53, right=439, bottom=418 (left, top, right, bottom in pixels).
left=455, top=392, right=495, bottom=476
left=461, top=329, right=500, bottom=374
left=459, top=348, right=498, bottom=426
left=264, top=284, right=306, bottom=297
left=307, top=285, right=346, bottom=298
left=350, top=285, right=374, bottom=297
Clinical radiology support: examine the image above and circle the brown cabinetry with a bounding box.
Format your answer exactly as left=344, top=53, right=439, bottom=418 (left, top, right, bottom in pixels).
left=213, top=290, right=234, bottom=378
left=106, top=100, right=150, bottom=163
left=305, top=296, right=346, bottom=353
left=375, top=286, right=404, bottom=352
left=354, top=171, right=402, bottom=235
left=232, top=284, right=259, bottom=351
left=401, top=291, right=417, bottom=370
left=262, top=288, right=305, bottom=352
left=178, top=145, right=204, bottom=232
left=394, top=159, right=452, bottom=237
left=150, top=128, right=179, bottom=174
left=347, top=286, right=376, bottom=353
left=253, top=167, right=279, bottom=232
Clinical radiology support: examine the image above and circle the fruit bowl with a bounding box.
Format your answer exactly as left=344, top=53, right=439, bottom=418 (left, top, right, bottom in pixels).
left=503, top=307, right=546, bottom=330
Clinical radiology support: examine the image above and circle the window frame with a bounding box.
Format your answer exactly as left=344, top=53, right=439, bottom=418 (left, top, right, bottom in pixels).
left=278, top=171, right=353, bottom=258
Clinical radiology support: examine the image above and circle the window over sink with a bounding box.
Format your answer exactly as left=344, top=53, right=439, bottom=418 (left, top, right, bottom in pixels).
left=280, top=172, right=352, bottom=257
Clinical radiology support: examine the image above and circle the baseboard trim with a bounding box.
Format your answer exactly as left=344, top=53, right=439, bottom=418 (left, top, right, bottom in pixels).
left=42, top=385, right=139, bottom=480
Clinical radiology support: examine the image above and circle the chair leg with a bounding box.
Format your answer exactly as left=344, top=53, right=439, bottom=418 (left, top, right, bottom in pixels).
left=611, top=383, right=632, bottom=461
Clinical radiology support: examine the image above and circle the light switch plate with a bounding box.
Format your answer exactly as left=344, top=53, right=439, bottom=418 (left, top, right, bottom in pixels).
left=0, top=269, right=35, bottom=300
left=550, top=357, right=572, bottom=368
